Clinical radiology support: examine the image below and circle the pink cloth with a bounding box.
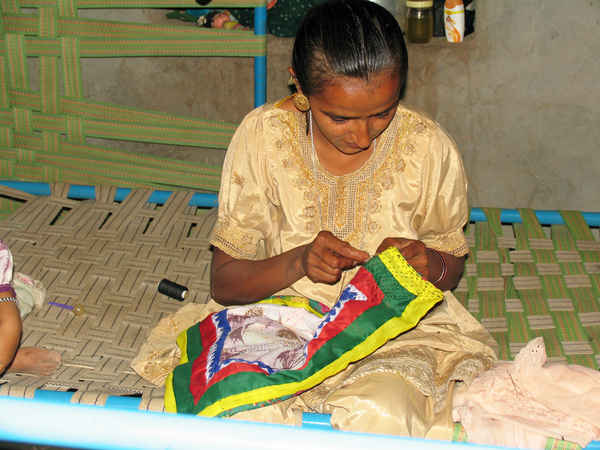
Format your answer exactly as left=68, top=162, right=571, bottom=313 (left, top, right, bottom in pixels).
left=452, top=337, right=600, bottom=449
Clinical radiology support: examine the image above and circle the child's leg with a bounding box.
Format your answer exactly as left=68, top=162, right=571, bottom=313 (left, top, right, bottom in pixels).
left=7, top=347, right=61, bottom=376
left=0, top=300, right=21, bottom=374
left=0, top=239, right=61, bottom=376
left=0, top=240, right=22, bottom=373
left=0, top=239, right=16, bottom=297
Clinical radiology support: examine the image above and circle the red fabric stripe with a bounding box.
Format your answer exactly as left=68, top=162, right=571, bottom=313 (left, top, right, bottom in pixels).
left=189, top=314, right=272, bottom=403
left=302, top=267, right=384, bottom=361
left=189, top=314, right=218, bottom=403
left=205, top=361, right=267, bottom=387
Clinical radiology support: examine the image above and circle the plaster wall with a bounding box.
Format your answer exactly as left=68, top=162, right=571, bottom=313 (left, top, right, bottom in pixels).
left=79, top=0, right=600, bottom=212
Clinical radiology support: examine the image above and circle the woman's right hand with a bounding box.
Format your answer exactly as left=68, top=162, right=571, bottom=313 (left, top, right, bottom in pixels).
left=299, top=231, right=370, bottom=285
left=210, top=232, right=369, bottom=306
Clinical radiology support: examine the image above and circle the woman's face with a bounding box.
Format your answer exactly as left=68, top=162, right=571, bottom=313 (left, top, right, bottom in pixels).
left=307, top=74, right=401, bottom=157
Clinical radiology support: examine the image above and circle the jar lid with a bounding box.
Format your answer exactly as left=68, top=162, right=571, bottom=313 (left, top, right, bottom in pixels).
left=406, top=0, right=433, bottom=7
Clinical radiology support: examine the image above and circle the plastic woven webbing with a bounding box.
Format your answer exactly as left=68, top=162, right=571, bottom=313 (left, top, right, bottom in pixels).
left=454, top=207, right=600, bottom=369
left=0, top=184, right=217, bottom=408
left=0, top=0, right=268, bottom=190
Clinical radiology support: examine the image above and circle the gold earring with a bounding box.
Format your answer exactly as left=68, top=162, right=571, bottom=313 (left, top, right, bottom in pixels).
left=294, top=93, right=310, bottom=112
left=289, top=77, right=310, bottom=112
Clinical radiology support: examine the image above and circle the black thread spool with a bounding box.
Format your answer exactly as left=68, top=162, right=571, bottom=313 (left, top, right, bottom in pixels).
left=158, top=279, right=188, bottom=301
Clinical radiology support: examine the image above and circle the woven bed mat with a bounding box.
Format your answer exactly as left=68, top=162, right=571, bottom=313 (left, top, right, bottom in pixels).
left=1, top=184, right=600, bottom=426
left=0, top=184, right=216, bottom=411
left=455, top=207, right=600, bottom=370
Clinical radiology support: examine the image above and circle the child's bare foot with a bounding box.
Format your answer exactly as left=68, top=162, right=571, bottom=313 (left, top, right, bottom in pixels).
left=7, top=347, right=61, bottom=376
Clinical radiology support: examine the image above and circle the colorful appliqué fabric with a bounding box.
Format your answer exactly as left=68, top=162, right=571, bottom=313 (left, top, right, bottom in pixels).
left=164, top=247, right=444, bottom=417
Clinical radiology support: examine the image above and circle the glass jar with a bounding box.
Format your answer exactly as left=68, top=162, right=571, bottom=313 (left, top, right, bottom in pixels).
left=405, top=0, right=434, bottom=44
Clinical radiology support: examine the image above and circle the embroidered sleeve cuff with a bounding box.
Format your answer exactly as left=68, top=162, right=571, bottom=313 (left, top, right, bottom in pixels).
left=209, top=218, right=261, bottom=261
left=429, top=229, right=469, bottom=257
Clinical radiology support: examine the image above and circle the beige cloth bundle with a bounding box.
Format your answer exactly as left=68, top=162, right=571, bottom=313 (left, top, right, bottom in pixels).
left=13, top=272, right=46, bottom=319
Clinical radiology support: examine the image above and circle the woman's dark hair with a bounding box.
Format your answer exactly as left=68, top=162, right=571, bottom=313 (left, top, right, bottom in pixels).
left=292, top=0, right=408, bottom=96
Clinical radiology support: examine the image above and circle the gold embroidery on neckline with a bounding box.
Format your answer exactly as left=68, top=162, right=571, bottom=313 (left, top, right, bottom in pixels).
left=267, top=108, right=428, bottom=248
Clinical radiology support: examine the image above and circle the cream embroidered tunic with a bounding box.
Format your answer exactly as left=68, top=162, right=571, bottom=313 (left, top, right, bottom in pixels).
left=133, top=100, right=498, bottom=438
left=210, top=100, right=469, bottom=307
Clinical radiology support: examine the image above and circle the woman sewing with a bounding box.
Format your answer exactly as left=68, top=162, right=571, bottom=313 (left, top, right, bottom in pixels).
left=134, top=0, right=498, bottom=438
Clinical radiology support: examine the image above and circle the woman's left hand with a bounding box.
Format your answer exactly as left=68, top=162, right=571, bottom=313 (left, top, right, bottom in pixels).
left=376, top=238, right=430, bottom=280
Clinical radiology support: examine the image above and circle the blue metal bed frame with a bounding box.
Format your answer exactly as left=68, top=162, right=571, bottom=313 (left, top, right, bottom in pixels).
left=2, top=180, right=600, bottom=227
left=0, top=396, right=482, bottom=450
left=0, top=180, right=599, bottom=449
left=253, top=6, right=267, bottom=107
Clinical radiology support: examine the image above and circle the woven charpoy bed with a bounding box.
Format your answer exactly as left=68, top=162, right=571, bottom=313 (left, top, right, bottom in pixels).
left=0, top=2, right=598, bottom=447
left=0, top=182, right=215, bottom=412
left=0, top=181, right=599, bottom=450
left=0, top=0, right=269, bottom=426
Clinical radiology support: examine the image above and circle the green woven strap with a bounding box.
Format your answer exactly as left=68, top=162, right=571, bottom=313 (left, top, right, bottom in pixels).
left=0, top=0, right=267, bottom=189
left=3, top=93, right=236, bottom=147
left=518, top=208, right=546, bottom=239
left=474, top=220, right=498, bottom=251
left=21, top=0, right=268, bottom=7
left=480, top=206, right=503, bottom=237
left=14, top=33, right=266, bottom=58
left=560, top=210, right=596, bottom=242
